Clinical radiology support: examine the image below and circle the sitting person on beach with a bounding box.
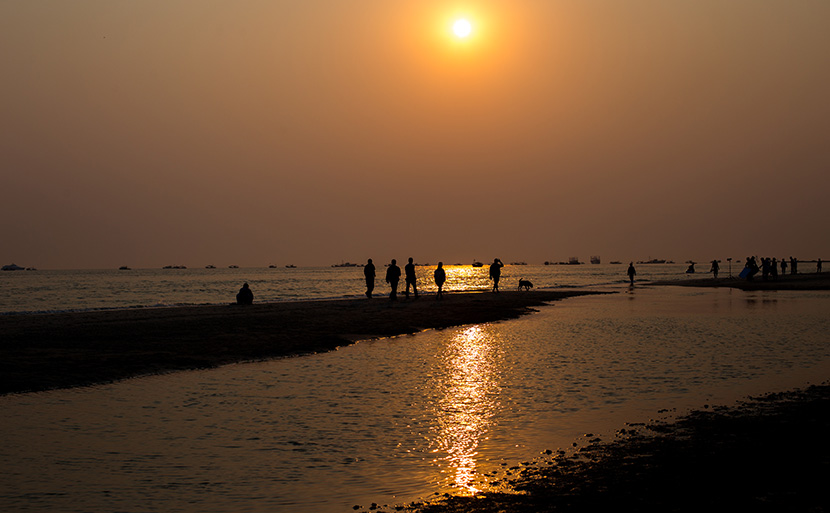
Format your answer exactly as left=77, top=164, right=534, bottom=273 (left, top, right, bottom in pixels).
left=434, top=262, right=446, bottom=299
left=236, top=283, right=253, bottom=305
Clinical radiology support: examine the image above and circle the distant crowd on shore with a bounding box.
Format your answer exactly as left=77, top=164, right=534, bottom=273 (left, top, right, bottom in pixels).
left=739, top=256, right=822, bottom=281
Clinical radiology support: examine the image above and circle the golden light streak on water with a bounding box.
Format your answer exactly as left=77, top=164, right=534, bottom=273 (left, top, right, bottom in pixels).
left=432, top=325, right=502, bottom=494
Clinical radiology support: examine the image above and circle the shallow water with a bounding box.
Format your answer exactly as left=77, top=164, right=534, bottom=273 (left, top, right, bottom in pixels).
left=0, top=264, right=689, bottom=313
left=2, top=286, right=829, bottom=512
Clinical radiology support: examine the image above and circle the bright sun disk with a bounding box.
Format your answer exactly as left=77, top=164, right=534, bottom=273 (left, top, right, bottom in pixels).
left=453, top=19, right=472, bottom=38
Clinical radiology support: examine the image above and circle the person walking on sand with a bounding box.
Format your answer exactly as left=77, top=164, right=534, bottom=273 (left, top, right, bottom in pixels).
left=434, top=262, right=446, bottom=299
left=489, top=258, right=504, bottom=292
left=404, top=257, right=418, bottom=299
left=710, top=259, right=719, bottom=279
left=236, top=283, right=253, bottom=305
left=386, top=259, right=401, bottom=301
left=627, top=262, right=636, bottom=285
left=364, top=258, right=376, bottom=298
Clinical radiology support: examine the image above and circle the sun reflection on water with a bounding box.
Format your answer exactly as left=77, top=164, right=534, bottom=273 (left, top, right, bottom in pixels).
left=431, top=325, right=503, bottom=494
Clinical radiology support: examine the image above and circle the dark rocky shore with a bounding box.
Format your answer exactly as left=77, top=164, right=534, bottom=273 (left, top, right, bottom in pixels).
left=379, top=385, right=829, bottom=513
left=0, top=290, right=604, bottom=395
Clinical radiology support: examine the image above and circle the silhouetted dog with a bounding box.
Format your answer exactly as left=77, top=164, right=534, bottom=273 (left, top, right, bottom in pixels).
left=518, top=279, right=533, bottom=291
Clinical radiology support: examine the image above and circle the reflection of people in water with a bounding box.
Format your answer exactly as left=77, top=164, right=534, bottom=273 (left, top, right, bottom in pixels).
left=627, top=262, right=636, bottom=285
left=434, top=262, right=446, bottom=299
left=404, top=257, right=418, bottom=299
left=710, top=260, right=719, bottom=279
left=386, top=259, right=401, bottom=301
left=489, top=258, right=504, bottom=292
left=364, top=258, right=376, bottom=298
left=236, top=283, right=253, bottom=305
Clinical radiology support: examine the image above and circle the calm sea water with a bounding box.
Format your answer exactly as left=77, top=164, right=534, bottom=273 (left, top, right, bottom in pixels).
left=0, top=263, right=695, bottom=313
left=2, top=284, right=829, bottom=512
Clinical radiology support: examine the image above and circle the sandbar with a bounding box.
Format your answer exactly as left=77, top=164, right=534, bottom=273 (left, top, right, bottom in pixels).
left=650, top=271, right=830, bottom=290
left=0, top=290, right=602, bottom=395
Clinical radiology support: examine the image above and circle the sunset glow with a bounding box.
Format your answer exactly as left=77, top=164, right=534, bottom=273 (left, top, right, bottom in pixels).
left=453, top=18, right=472, bottom=38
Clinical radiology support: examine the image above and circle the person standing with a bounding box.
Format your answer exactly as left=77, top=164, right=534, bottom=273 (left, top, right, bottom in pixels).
left=364, top=258, right=376, bottom=298
left=386, top=259, right=401, bottom=301
left=489, top=258, right=504, bottom=292
left=434, top=262, right=446, bottom=299
left=781, top=258, right=788, bottom=276
left=710, top=259, right=719, bottom=279
left=404, top=257, right=418, bottom=298
left=627, top=262, right=636, bottom=285
left=818, top=258, right=823, bottom=273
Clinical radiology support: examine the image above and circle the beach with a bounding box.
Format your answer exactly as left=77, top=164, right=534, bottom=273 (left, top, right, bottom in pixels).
left=652, top=271, right=830, bottom=291
left=3, top=277, right=829, bottom=512
left=0, top=290, right=602, bottom=395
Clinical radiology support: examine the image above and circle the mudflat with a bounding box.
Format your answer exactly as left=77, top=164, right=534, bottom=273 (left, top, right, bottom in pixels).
left=651, top=271, right=830, bottom=290
left=0, top=290, right=601, bottom=395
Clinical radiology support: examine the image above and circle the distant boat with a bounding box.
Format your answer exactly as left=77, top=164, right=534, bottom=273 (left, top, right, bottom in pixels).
left=118, top=266, right=131, bottom=270
left=637, top=259, right=673, bottom=264
left=268, top=265, right=277, bottom=268
left=590, top=256, right=601, bottom=264
left=472, top=261, right=484, bottom=267
left=609, top=261, right=622, bottom=265
left=510, top=261, right=527, bottom=266
left=2, top=263, right=25, bottom=271
left=285, top=264, right=297, bottom=268
left=228, top=265, right=239, bottom=269
left=205, top=265, right=216, bottom=269
left=332, top=262, right=361, bottom=267
left=163, top=265, right=187, bottom=269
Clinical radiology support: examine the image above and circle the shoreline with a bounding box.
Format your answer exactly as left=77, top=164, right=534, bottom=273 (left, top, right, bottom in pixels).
left=0, top=290, right=605, bottom=395
left=400, top=384, right=830, bottom=513
left=649, top=271, right=830, bottom=290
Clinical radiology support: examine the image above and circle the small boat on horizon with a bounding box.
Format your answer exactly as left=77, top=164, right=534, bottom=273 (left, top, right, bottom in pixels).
left=590, top=256, right=601, bottom=264
left=205, top=265, right=216, bottom=269
left=472, top=261, right=484, bottom=267
left=332, top=262, right=362, bottom=268
left=2, top=263, right=25, bottom=271
left=118, top=266, right=131, bottom=270
left=285, top=264, right=297, bottom=268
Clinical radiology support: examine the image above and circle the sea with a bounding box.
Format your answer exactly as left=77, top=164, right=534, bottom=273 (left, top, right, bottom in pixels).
left=2, top=264, right=830, bottom=513
left=1, top=263, right=689, bottom=314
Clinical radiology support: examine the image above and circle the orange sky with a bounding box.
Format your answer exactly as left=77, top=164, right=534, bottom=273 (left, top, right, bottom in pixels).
left=2, top=1, right=829, bottom=268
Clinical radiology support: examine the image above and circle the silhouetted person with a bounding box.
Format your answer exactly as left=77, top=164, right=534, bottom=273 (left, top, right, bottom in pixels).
left=404, top=257, right=418, bottom=299
left=627, top=262, right=636, bottom=285
left=710, top=260, right=719, bottom=279
left=781, top=258, right=787, bottom=275
left=686, top=262, right=696, bottom=274
left=761, top=257, right=770, bottom=280
left=745, top=256, right=759, bottom=281
left=818, top=258, right=823, bottom=273
left=771, top=258, right=778, bottom=280
left=434, top=262, right=446, bottom=299
left=364, top=258, right=376, bottom=298
left=489, top=258, right=504, bottom=292
left=236, top=283, right=253, bottom=305
left=386, top=259, right=401, bottom=301
left=791, top=257, right=798, bottom=275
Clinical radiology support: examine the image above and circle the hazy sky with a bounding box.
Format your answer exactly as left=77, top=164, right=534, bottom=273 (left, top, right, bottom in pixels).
left=2, top=1, right=828, bottom=269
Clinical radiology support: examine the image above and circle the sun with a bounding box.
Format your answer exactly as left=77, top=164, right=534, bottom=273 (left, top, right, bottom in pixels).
left=452, top=18, right=472, bottom=38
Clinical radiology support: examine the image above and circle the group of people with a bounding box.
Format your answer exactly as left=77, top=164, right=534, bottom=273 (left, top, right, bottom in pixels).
left=364, top=257, right=505, bottom=300
left=741, top=256, right=820, bottom=281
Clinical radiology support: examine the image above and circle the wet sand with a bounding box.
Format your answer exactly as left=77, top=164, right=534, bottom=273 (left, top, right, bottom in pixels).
left=0, top=290, right=602, bottom=395
left=651, top=271, right=830, bottom=290
left=398, top=384, right=830, bottom=513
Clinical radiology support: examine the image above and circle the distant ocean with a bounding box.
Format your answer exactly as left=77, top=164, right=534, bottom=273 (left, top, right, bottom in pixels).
left=0, top=264, right=698, bottom=314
